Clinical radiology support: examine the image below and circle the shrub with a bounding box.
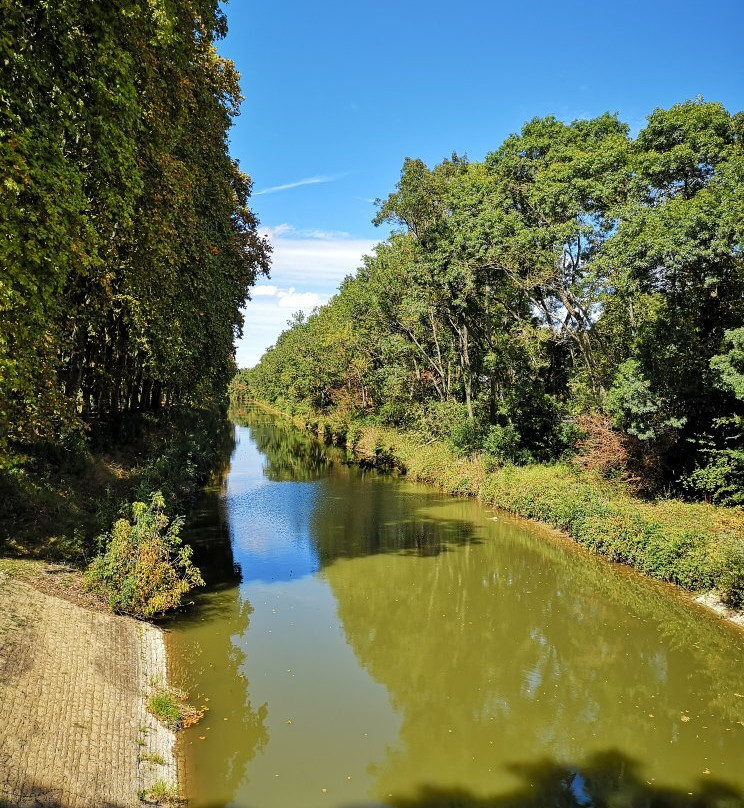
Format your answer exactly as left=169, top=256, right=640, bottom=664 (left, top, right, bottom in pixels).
left=415, top=400, right=483, bottom=455
left=85, top=492, right=203, bottom=618
left=684, top=447, right=744, bottom=507
left=483, top=424, right=529, bottom=466
left=719, top=537, right=744, bottom=609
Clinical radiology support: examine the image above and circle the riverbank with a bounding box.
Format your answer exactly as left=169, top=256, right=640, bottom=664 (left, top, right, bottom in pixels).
left=0, top=560, right=178, bottom=807
left=0, top=406, right=232, bottom=566
left=246, top=402, right=744, bottom=621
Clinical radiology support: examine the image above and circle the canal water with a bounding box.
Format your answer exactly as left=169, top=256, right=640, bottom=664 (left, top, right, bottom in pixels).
left=167, top=407, right=744, bottom=808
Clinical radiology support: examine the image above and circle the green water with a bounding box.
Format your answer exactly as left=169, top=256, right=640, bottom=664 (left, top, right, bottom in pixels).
left=167, top=408, right=744, bottom=808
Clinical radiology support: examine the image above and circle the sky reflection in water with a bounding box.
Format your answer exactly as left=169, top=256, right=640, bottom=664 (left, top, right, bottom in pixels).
left=168, top=408, right=744, bottom=808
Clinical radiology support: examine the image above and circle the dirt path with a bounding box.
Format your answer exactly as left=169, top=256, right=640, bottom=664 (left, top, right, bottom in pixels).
left=0, top=569, right=177, bottom=808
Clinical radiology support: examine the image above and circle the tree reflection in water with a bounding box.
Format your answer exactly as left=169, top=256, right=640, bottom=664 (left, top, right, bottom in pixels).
left=172, top=408, right=744, bottom=808
left=166, top=479, right=269, bottom=802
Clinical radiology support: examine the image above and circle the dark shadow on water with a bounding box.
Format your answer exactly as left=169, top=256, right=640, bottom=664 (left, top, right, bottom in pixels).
left=190, top=750, right=743, bottom=808
left=6, top=751, right=742, bottom=808
left=182, top=485, right=242, bottom=588
left=379, top=751, right=744, bottom=808
left=313, top=507, right=485, bottom=564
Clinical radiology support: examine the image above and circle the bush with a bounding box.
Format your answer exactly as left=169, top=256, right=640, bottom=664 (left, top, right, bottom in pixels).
left=85, top=492, right=203, bottom=618
left=415, top=400, right=483, bottom=455
left=719, top=538, right=744, bottom=609
left=483, top=424, right=530, bottom=466
left=684, top=447, right=744, bottom=507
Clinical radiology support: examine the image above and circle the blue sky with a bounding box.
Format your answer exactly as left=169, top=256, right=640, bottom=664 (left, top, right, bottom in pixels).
left=220, top=0, right=744, bottom=367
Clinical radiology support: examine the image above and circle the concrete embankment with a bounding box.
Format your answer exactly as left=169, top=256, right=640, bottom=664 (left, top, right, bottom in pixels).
left=0, top=565, right=177, bottom=807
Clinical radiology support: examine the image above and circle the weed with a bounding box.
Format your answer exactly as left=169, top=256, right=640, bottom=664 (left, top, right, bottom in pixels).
left=139, top=751, right=166, bottom=765
left=147, top=686, right=203, bottom=731
left=139, top=779, right=180, bottom=805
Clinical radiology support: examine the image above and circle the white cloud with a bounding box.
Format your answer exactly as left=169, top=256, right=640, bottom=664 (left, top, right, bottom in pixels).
left=267, top=236, right=376, bottom=285
left=251, top=284, right=280, bottom=297
left=253, top=175, right=336, bottom=196
left=276, top=288, right=323, bottom=309
left=259, top=223, right=352, bottom=241
left=235, top=223, right=378, bottom=368
left=300, top=228, right=353, bottom=240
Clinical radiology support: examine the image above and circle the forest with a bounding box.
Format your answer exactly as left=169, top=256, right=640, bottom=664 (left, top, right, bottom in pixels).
left=1, top=0, right=268, bottom=572
left=1, top=0, right=269, bottom=445
left=235, top=100, right=743, bottom=507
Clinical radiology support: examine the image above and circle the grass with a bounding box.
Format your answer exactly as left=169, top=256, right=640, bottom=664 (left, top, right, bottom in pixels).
left=139, top=751, right=166, bottom=765
left=146, top=686, right=203, bottom=731
left=138, top=779, right=180, bottom=805
left=249, top=402, right=744, bottom=609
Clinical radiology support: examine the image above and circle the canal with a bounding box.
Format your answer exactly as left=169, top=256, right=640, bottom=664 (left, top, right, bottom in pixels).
left=167, top=407, right=744, bottom=807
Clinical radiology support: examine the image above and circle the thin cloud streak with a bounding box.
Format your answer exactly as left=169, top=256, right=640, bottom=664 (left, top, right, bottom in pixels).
left=254, top=175, right=336, bottom=196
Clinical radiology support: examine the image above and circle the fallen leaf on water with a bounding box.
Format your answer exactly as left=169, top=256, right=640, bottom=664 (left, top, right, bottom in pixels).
left=199, top=736, right=205, bottom=740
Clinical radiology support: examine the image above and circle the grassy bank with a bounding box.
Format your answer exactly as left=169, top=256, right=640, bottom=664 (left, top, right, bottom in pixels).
left=0, top=406, right=233, bottom=565
left=248, top=401, right=744, bottom=608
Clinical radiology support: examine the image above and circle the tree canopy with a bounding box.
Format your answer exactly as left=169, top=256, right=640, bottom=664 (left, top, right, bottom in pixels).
left=236, top=100, right=743, bottom=504
left=1, top=0, right=269, bottom=462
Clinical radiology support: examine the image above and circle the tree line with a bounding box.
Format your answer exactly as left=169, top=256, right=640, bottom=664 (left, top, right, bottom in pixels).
left=1, top=0, right=269, bottom=465
left=235, top=100, right=743, bottom=505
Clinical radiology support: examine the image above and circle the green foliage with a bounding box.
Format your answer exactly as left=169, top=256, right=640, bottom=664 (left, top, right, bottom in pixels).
left=483, top=424, right=528, bottom=466
left=606, top=359, right=686, bottom=441
left=711, top=328, right=744, bottom=401
left=0, top=0, right=269, bottom=483
left=0, top=406, right=232, bottom=561
left=682, top=329, right=744, bottom=505
left=237, top=98, right=742, bottom=500
left=85, top=492, right=203, bottom=618
left=685, top=449, right=744, bottom=507
left=718, top=539, right=744, bottom=609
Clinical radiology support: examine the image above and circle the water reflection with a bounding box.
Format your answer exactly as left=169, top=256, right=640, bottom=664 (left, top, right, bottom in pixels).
left=172, top=408, right=744, bottom=808
left=166, top=477, right=269, bottom=801
left=323, top=513, right=744, bottom=804
left=232, top=407, right=339, bottom=482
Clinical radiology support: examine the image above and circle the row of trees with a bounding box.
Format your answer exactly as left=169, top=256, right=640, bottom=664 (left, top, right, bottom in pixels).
left=235, top=100, right=743, bottom=504
left=1, top=0, right=269, bottom=463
